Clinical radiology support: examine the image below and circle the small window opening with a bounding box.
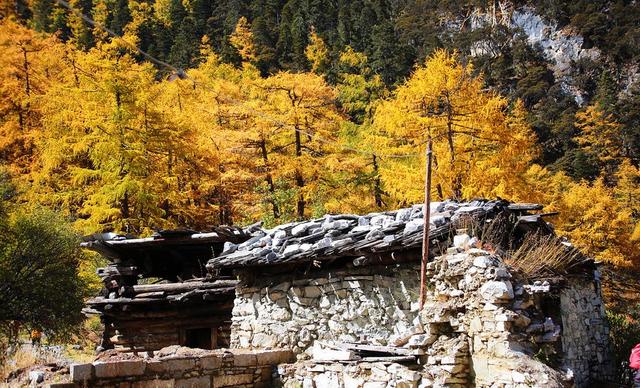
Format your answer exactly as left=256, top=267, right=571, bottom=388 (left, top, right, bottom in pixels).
left=184, top=327, right=213, bottom=349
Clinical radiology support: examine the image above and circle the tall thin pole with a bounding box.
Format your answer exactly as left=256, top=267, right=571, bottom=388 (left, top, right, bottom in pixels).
left=419, top=135, right=433, bottom=310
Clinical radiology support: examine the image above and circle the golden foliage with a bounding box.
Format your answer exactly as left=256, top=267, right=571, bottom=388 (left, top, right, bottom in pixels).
left=305, top=29, right=329, bottom=74
left=229, top=16, right=256, bottom=64
left=371, top=50, right=537, bottom=206
left=0, top=21, right=637, bottom=273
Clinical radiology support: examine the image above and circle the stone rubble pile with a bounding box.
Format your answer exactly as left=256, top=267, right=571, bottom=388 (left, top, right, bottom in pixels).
left=416, top=235, right=568, bottom=387
left=65, top=346, right=293, bottom=388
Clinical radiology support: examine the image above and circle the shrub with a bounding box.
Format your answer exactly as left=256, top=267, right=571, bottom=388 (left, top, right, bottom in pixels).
left=0, top=208, right=88, bottom=364
left=607, top=305, right=640, bottom=385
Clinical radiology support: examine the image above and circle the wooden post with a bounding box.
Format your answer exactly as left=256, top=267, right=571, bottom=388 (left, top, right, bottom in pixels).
left=419, top=135, right=433, bottom=310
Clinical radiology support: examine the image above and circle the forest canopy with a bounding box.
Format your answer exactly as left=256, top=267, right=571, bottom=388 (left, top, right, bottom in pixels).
left=0, top=0, right=638, bottom=272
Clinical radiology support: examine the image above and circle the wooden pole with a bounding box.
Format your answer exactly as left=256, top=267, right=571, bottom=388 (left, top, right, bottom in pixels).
left=419, top=135, right=433, bottom=310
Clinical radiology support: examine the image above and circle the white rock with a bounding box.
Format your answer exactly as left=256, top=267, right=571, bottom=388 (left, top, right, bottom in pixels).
left=312, top=343, right=357, bottom=361
left=283, top=244, right=301, bottom=256
left=291, top=223, right=310, bottom=236
left=430, top=215, right=446, bottom=227
left=313, top=237, right=332, bottom=249
left=473, top=256, right=492, bottom=268
left=302, top=377, right=314, bottom=388
left=453, top=234, right=470, bottom=249
left=407, top=333, right=437, bottom=348
left=480, top=281, right=514, bottom=302
left=396, top=208, right=412, bottom=221
left=512, top=371, right=527, bottom=383
left=351, top=225, right=372, bottom=233
left=370, top=215, right=392, bottom=226
left=29, top=371, right=45, bottom=384
left=404, top=219, right=424, bottom=235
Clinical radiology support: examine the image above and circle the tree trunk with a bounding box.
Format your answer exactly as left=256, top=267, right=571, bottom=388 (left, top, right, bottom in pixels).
left=294, top=126, right=305, bottom=220
left=22, top=48, right=30, bottom=97
left=122, top=191, right=130, bottom=219
left=372, top=154, right=383, bottom=208
left=260, top=139, right=280, bottom=219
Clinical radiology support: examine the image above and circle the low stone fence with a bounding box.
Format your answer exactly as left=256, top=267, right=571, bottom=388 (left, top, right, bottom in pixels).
left=62, top=348, right=293, bottom=387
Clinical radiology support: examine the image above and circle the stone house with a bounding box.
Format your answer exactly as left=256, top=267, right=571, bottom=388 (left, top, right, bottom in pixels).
left=206, top=199, right=614, bottom=387
left=77, top=199, right=614, bottom=388
left=82, top=227, right=250, bottom=353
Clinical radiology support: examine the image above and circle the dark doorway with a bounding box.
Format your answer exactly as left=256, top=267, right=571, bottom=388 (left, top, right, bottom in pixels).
left=184, top=327, right=212, bottom=349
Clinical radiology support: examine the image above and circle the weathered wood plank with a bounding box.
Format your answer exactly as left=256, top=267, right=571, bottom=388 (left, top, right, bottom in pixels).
left=336, top=342, right=425, bottom=356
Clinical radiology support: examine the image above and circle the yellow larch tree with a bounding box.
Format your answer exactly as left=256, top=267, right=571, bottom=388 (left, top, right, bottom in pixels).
left=178, top=47, right=265, bottom=225
left=30, top=37, right=222, bottom=234
left=0, top=20, right=67, bottom=177
left=229, top=16, right=257, bottom=64
left=371, top=49, right=537, bottom=206
left=305, top=29, right=329, bottom=74
left=256, top=71, right=344, bottom=220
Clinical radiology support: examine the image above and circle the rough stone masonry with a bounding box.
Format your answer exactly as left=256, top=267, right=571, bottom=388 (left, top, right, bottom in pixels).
left=231, top=235, right=614, bottom=387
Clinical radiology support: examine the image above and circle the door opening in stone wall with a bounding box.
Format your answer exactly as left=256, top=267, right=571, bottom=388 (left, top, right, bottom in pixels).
left=183, top=327, right=213, bottom=349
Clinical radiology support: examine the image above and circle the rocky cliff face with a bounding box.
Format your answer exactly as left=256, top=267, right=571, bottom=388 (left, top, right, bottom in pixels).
left=461, top=2, right=601, bottom=105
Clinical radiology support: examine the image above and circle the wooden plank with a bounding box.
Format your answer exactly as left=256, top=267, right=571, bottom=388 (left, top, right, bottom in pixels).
left=88, top=297, right=165, bottom=305
left=336, top=342, right=425, bottom=356
left=135, top=291, right=166, bottom=298
left=132, top=280, right=237, bottom=294
left=98, top=303, right=234, bottom=319
left=508, top=203, right=543, bottom=211
left=360, top=356, right=416, bottom=363
left=312, top=342, right=359, bottom=361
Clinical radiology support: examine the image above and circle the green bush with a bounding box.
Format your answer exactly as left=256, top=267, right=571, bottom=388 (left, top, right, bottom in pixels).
left=606, top=304, right=640, bottom=385
left=0, top=207, right=88, bottom=363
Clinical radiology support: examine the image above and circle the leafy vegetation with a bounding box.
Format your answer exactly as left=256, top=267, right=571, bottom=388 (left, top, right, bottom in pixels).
left=607, top=305, right=640, bottom=385
left=0, top=173, right=88, bottom=363
left=0, top=1, right=639, bottom=366
left=0, top=10, right=638, bottom=266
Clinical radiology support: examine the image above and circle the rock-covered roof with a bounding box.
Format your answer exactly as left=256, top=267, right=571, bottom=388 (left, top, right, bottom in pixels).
left=81, top=226, right=251, bottom=281
left=81, top=226, right=250, bottom=262
left=207, top=199, right=545, bottom=270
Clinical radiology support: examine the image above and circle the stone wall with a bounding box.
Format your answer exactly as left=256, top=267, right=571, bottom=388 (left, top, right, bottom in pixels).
left=231, top=266, right=421, bottom=358
left=235, top=234, right=613, bottom=387
left=277, top=361, right=426, bottom=388
left=65, top=346, right=292, bottom=388
left=560, top=275, right=614, bottom=386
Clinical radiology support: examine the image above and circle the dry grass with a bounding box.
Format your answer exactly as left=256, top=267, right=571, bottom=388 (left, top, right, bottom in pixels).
left=0, top=346, right=55, bottom=380
left=505, top=233, right=587, bottom=278
left=477, top=212, right=514, bottom=252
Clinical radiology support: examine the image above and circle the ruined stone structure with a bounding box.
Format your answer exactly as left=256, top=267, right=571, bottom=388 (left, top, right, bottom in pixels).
left=209, top=200, right=614, bottom=387
left=76, top=199, right=614, bottom=388
left=231, top=266, right=421, bottom=354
